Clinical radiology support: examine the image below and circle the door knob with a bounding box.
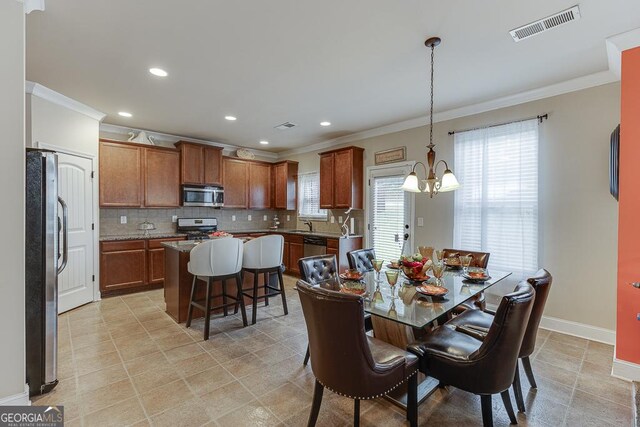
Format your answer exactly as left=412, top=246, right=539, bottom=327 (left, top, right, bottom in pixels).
left=630, top=282, right=640, bottom=289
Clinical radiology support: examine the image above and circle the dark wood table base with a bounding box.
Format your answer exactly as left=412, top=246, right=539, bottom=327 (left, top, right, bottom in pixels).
left=385, top=373, right=439, bottom=409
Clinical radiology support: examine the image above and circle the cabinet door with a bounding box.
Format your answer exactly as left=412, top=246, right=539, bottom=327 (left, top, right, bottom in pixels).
left=283, top=241, right=290, bottom=271
left=99, top=142, right=142, bottom=207
left=204, top=147, right=223, bottom=185
left=100, top=248, right=146, bottom=292
left=289, top=242, right=304, bottom=275
left=147, top=248, right=165, bottom=284
left=333, top=149, right=353, bottom=208
left=274, top=163, right=288, bottom=209
left=181, top=144, right=204, bottom=185
left=249, top=162, right=272, bottom=209
left=223, top=158, right=249, bottom=208
left=144, top=148, right=180, bottom=207
left=319, top=154, right=334, bottom=209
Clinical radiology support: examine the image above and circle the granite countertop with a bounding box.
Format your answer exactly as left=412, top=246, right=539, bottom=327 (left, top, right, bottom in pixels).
left=161, top=241, right=199, bottom=252
left=100, top=229, right=362, bottom=242
left=99, top=233, right=187, bottom=242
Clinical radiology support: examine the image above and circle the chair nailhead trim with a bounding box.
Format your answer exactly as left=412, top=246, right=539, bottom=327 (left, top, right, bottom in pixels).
left=316, top=370, right=418, bottom=400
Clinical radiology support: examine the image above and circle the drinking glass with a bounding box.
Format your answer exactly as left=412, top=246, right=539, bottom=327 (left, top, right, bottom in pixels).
left=372, top=284, right=384, bottom=303
left=461, top=255, right=472, bottom=274
left=372, top=259, right=384, bottom=282
left=385, top=269, right=399, bottom=297
left=435, top=250, right=444, bottom=263
left=431, top=261, right=445, bottom=286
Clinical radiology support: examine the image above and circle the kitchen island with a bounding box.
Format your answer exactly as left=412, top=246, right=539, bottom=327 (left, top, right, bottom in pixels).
left=162, top=240, right=282, bottom=323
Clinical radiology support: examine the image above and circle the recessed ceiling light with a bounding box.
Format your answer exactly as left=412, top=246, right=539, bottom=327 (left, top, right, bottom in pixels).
left=149, top=68, right=168, bottom=77
left=225, top=116, right=237, bottom=121
left=259, top=140, right=269, bottom=145
left=118, top=111, right=132, bottom=118
left=320, top=121, right=331, bottom=126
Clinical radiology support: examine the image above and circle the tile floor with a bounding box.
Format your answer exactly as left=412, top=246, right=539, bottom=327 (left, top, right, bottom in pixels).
left=34, top=275, right=635, bottom=426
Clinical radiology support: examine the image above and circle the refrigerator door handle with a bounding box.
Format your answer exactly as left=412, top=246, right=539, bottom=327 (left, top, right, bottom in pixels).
left=57, top=196, right=68, bottom=275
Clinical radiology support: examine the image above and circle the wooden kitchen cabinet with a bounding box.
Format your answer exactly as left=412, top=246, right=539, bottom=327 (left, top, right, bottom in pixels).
left=175, top=141, right=223, bottom=186
left=99, top=141, right=143, bottom=207
left=143, top=148, right=181, bottom=207
left=222, top=157, right=249, bottom=208
left=288, top=234, right=304, bottom=276
left=319, top=146, right=364, bottom=209
left=273, top=161, right=298, bottom=210
left=249, top=162, right=272, bottom=209
left=327, top=237, right=363, bottom=272
left=100, top=240, right=147, bottom=293
left=147, top=237, right=185, bottom=285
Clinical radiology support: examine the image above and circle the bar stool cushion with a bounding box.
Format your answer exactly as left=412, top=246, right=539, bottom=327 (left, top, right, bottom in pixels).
left=188, top=238, right=243, bottom=277
left=242, top=235, right=284, bottom=269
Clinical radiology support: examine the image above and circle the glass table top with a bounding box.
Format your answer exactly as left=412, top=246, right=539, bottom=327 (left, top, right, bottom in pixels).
left=323, top=268, right=512, bottom=329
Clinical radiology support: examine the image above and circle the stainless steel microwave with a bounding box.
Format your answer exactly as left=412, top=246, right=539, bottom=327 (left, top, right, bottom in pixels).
left=182, top=186, right=224, bottom=207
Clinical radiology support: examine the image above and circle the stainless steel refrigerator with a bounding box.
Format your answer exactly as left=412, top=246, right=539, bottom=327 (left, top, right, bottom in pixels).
left=26, top=149, right=68, bottom=396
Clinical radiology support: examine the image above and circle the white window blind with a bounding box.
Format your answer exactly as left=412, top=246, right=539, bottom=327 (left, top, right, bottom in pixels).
left=298, top=172, right=327, bottom=219
left=371, top=175, right=406, bottom=262
left=453, top=119, right=539, bottom=279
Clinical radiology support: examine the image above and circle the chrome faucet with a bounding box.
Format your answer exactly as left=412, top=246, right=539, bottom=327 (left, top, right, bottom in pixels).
left=303, top=220, right=313, bottom=232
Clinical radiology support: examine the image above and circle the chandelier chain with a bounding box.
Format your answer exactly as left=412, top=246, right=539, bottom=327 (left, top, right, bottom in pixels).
left=429, top=43, right=435, bottom=148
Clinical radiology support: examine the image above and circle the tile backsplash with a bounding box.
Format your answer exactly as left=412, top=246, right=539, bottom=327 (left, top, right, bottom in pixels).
left=100, top=208, right=365, bottom=236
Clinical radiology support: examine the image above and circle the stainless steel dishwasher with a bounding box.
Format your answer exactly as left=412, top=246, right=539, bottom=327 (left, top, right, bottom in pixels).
left=303, top=235, right=327, bottom=257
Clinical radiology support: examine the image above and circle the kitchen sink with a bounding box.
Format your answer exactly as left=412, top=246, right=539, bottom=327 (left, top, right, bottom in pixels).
left=290, top=229, right=312, bottom=233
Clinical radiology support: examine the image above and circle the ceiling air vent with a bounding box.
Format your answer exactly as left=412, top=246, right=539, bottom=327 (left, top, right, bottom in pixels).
left=510, top=5, right=581, bottom=42
left=274, top=122, right=298, bottom=130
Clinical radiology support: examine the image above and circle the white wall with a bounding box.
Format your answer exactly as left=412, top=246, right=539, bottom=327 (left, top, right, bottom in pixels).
left=286, top=83, right=620, bottom=331
left=0, top=0, right=27, bottom=403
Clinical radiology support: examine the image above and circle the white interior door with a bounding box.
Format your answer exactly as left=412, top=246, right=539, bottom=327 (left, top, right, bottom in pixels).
left=57, top=152, right=95, bottom=313
left=367, top=164, right=414, bottom=262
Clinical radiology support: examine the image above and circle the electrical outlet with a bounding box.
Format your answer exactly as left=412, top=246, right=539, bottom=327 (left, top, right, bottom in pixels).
left=286, top=215, right=290, bottom=221
left=330, top=216, right=335, bottom=223
left=120, top=215, right=127, bottom=224
left=172, top=215, right=178, bottom=223
left=338, top=216, right=343, bottom=223
left=417, top=217, right=424, bottom=227
left=248, top=215, right=252, bottom=221
left=232, top=215, right=236, bottom=222
left=263, top=215, right=268, bottom=221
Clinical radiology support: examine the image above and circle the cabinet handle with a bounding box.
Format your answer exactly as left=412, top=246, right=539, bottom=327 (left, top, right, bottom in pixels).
left=630, top=282, right=640, bottom=289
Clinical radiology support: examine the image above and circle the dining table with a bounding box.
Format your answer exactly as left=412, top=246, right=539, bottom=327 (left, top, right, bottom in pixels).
left=324, top=266, right=512, bottom=410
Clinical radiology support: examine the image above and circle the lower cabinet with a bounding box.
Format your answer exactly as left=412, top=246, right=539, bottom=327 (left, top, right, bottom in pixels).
left=100, top=237, right=185, bottom=296
left=288, top=235, right=304, bottom=276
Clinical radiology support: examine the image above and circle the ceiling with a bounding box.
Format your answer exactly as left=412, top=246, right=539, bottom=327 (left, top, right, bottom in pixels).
left=26, top=0, right=640, bottom=152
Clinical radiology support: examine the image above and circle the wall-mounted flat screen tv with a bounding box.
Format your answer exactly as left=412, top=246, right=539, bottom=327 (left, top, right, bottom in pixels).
left=610, top=124, right=620, bottom=201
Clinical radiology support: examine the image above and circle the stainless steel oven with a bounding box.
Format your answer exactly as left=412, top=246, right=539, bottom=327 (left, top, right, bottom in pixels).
left=182, top=186, right=224, bottom=207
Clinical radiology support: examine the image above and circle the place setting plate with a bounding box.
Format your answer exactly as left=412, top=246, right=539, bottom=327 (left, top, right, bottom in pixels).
left=415, top=284, right=449, bottom=298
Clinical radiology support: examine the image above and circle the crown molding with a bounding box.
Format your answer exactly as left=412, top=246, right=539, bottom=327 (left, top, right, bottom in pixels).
left=277, top=70, right=617, bottom=158
left=26, top=81, right=106, bottom=121
left=606, top=27, right=640, bottom=80
left=99, top=123, right=279, bottom=160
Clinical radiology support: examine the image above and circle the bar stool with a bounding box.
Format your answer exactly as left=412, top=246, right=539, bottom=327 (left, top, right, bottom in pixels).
left=241, top=235, right=288, bottom=324
left=186, top=238, right=248, bottom=340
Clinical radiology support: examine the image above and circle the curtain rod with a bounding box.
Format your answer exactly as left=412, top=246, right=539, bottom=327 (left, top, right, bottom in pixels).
left=447, top=114, right=548, bottom=136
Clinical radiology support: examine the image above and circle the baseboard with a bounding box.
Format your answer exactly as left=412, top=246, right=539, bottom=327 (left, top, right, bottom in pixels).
left=0, top=384, right=30, bottom=406
left=539, top=315, right=616, bottom=345
left=612, top=358, right=640, bottom=382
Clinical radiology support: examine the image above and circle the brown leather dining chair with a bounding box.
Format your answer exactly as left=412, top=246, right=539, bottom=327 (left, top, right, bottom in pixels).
left=297, top=280, right=419, bottom=427
left=347, top=248, right=376, bottom=273
left=408, top=282, right=535, bottom=427
left=447, top=269, right=553, bottom=413
left=297, top=254, right=373, bottom=366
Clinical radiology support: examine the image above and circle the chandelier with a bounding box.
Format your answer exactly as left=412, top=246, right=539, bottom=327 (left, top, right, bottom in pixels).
left=401, top=37, right=459, bottom=198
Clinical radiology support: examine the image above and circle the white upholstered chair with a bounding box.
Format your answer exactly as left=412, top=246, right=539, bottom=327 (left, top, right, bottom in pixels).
left=186, top=237, right=248, bottom=340
left=241, top=235, right=288, bottom=324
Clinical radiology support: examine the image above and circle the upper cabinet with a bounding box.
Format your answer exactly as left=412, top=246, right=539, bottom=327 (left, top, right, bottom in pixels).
left=273, top=161, right=298, bottom=210
left=99, top=140, right=180, bottom=208
left=222, top=157, right=249, bottom=208
left=249, top=162, right=272, bottom=209
left=319, top=146, right=364, bottom=209
left=174, top=141, right=223, bottom=186
left=99, top=141, right=143, bottom=207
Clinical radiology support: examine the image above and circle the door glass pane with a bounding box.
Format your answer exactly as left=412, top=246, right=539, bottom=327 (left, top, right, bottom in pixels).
left=371, top=175, right=406, bottom=262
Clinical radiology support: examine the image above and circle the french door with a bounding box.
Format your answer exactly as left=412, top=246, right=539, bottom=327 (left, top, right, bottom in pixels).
left=367, top=164, right=414, bottom=262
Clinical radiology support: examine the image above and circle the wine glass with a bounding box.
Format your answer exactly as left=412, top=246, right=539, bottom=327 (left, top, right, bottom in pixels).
left=461, top=254, right=472, bottom=274
left=431, top=260, right=445, bottom=287
left=435, top=250, right=444, bottom=263
left=372, top=259, right=384, bottom=282
left=385, top=269, right=399, bottom=297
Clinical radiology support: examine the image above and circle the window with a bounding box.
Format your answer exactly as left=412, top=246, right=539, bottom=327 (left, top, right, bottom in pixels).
left=298, top=172, right=327, bottom=219
left=453, top=119, right=539, bottom=279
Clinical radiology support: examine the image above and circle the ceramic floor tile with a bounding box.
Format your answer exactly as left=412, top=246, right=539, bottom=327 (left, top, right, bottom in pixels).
left=258, top=382, right=311, bottom=421
left=570, top=389, right=633, bottom=426
left=214, top=399, right=281, bottom=427
left=79, top=378, right=137, bottom=415
left=200, top=380, right=255, bottom=419
left=139, top=379, right=195, bottom=416
left=184, top=365, right=235, bottom=396
left=150, top=397, right=212, bottom=427
left=83, top=396, right=147, bottom=427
